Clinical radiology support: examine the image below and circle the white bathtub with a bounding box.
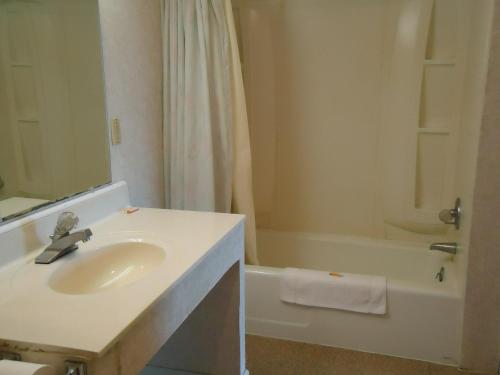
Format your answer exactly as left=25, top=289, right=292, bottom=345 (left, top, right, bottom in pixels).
left=246, top=230, right=461, bottom=364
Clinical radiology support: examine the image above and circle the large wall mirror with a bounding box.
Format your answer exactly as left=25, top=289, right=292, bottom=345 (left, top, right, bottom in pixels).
left=0, top=0, right=110, bottom=223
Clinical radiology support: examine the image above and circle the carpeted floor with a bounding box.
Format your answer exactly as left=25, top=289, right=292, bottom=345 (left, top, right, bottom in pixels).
left=246, top=335, right=482, bottom=375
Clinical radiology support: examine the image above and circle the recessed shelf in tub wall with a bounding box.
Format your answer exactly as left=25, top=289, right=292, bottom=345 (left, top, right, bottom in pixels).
left=423, top=59, right=456, bottom=66
left=10, top=62, right=33, bottom=68
left=17, top=118, right=39, bottom=123
left=417, top=127, right=450, bottom=135
left=413, top=0, right=466, bottom=217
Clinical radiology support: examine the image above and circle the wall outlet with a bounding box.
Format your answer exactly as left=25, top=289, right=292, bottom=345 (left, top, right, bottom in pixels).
left=111, top=118, right=122, bottom=145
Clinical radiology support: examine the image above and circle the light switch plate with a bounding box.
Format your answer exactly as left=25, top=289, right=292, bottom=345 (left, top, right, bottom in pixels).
left=111, top=118, right=121, bottom=145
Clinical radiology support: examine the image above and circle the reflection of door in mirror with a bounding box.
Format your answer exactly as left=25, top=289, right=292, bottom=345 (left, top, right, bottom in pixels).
left=0, top=0, right=110, bottom=221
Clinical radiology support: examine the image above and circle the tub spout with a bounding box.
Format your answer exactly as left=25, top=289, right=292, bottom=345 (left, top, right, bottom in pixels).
left=429, top=242, right=457, bottom=255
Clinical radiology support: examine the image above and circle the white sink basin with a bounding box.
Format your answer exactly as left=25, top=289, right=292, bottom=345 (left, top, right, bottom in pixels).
left=48, top=241, right=165, bottom=295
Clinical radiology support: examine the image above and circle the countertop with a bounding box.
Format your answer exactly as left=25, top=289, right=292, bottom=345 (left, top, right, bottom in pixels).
left=0, top=208, right=244, bottom=356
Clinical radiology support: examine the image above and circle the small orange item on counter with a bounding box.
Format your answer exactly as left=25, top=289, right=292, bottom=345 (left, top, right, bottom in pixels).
left=329, top=272, right=343, bottom=277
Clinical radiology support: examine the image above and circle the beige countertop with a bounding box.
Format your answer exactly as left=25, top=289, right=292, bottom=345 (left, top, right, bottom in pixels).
left=0, top=208, right=244, bottom=356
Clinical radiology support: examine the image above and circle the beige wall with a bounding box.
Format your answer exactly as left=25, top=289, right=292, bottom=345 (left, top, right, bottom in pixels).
left=238, top=0, right=391, bottom=237
left=99, top=0, right=164, bottom=208
left=460, top=1, right=500, bottom=372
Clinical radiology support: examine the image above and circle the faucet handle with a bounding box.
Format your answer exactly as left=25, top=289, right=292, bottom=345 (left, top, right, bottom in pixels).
left=438, top=198, right=461, bottom=230
left=51, top=212, right=79, bottom=240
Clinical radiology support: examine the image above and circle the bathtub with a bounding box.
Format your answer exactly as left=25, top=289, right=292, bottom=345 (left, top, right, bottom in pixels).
left=246, top=230, right=461, bottom=365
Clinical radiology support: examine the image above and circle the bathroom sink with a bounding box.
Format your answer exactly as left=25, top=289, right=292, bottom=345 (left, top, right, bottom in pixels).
left=48, top=241, right=165, bottom=295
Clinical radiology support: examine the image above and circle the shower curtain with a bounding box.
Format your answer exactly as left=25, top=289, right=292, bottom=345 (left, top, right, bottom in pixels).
left=162, top=0, right=259, bottom=265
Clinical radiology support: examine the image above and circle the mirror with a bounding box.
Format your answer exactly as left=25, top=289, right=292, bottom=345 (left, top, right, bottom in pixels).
left=0, top=0, right=110, bottom=223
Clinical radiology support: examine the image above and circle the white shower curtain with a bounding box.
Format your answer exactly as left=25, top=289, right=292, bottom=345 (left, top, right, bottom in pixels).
left=162, top=0, right=259, bottom=264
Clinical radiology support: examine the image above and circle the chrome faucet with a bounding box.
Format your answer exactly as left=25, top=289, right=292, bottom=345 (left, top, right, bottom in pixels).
left=429, top=242, right=458, bottom=255
left=438, top=198, right=462, bottom=230
left=35, top=212, right=92, bottom=264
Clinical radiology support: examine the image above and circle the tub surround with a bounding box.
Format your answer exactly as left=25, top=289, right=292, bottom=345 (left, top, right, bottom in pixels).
left=0, top=182, right=246, bottom=375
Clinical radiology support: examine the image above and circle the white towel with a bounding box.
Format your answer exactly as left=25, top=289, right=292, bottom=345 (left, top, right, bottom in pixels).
left=280, top=268, right=387, bottom=315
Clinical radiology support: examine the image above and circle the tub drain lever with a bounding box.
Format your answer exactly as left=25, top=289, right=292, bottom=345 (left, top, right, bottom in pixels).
left=435, top=267, right=445, bottom=282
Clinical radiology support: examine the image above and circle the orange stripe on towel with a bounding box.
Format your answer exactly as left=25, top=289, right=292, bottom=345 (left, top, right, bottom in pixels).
left=329, top=272, right=343, bottom=277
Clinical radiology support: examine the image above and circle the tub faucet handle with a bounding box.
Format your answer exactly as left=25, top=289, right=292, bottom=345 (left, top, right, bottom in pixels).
left=438, top=198, right=461, bottom=230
